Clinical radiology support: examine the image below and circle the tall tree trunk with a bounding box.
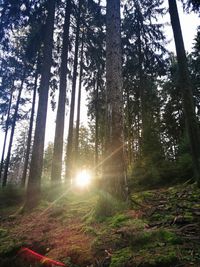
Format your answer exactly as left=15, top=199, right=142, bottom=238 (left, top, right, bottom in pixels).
left=168, top=0, right=200, bottom=185
left=26, top=0, right=56, bottom=207
left=135, top=4, right=146, bottom=157
left=104, top=0, right=126, bottom=199
left=51, top=0, right=71, bottom=183
left=2, top=73, right=25, bottom=187
left=95, top=80, right=99, bottom=175
left=126, top=88, right=132, bottom=166
left=0, top=86, right=13, bottom=183
left=65, top=0, right=82, bottom=180
left=74, top=33, right=84, bottom=164
left=21, top=62, right=39, bottom=188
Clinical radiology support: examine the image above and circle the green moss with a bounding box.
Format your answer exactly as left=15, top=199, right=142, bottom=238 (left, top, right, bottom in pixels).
left=151, top=251, right=178, bottom=267
left=134, top=247, right=179, bottom=267
left=83, top=226, right=97, bottom=236
left=131, top=191, right=154, bottom=206
left=94, top=192, right=127, bottom=219
left=128, top=229, right=182, bottom=248
left=110, top=248, right=132, bottom=267
left=108, top=214, right=130, bottom=228
left=156, top=229, right=182, bottom=245
left=0, top=229, right=8, bottom=238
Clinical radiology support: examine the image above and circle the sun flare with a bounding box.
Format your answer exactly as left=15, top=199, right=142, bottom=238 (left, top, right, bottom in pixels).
left=75, top=170, right=92, bottom=188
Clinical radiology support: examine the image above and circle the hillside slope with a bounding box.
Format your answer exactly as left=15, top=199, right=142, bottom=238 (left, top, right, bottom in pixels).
left=0, top=183, right=200, bottom=266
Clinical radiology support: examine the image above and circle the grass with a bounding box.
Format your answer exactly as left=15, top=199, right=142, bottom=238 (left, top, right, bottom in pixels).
left=0, top=183, right=200, bottom=266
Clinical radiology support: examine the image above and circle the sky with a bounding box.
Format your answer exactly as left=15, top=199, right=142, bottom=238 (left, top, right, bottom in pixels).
left=0, top=1, right=199, bottom=157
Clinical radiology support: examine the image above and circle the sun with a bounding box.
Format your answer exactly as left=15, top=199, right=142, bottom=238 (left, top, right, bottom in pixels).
left=75, top=169, right=92, bottom=188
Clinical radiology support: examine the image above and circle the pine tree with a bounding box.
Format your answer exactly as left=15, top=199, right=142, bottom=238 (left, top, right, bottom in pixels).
left=103, top=0, right=126, bottom=199
left=122, top=0, right=167, bottom=164
left=0, top=86, right=13, bottom=183
left=65, top=0, right=83, bottom=180
left=74, top=33, right=84, bottom=166
left=51, top=0, right=71, bottom=183
left=21, top=59, right=39, bottom=187
left=26, top=0, right=56, bottom=207
left=168, top=0, right=200, bottom=185
left=2, top=70, right=26, bottom=187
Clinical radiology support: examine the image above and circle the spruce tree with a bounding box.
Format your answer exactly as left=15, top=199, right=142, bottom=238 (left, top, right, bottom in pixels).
left=104, top=0, right=126, bottom=199
left=26, top=0, right=56, bottom=207
left=51, top=0, right=71, bottom=183
left=168, top=0, right=200, bottom=185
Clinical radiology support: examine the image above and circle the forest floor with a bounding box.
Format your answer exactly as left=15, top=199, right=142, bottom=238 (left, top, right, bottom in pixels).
left=0, top=182, right=200, bottom=266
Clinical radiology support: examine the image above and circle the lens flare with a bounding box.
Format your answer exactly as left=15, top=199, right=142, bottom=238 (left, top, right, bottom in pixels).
left=75, top=170, right=91, bottom=188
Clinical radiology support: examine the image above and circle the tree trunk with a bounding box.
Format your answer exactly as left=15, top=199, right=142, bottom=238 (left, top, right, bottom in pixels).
left=95, top=80, right=99, bottom=175
left=135, top=3, right=146, bottom=157
left=21, top=62, right=39, bottom=188
left=2, top=73, right=25, bottom=187
left=65, top=0, right=82, bottom=180
left=74, top=33, right=84, bottom=165
left=26, top=0, right=56, bottom=207
left=0, top=86, right=13, bottom=183
left=168, top=0, right=200, bottom=185
left=126, top=88, right=132, bottom=166
left=51, top=0, right=71, bottom=183
left=104, top=0, right=126, bottom=199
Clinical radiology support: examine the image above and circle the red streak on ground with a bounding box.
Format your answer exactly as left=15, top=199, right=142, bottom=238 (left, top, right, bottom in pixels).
left=18, top=247, right=66, bottom=266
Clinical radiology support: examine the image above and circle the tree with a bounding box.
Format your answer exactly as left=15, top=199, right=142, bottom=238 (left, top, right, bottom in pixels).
left=65, top=0, right=83, bottom=180
left=83, top=0, right=106, bottom=174
left=8, top=124, right=29, bottom=185
left=43, top=142, right=54, bottom=184
left=0, top=86, right=13, bottom=183
left=74, top=33, right=84, bottom=166
left=181, top=0, right=200, bottom=12
left=2, top=71, right=26, bottom=187
left=21, top=59, right=39, bottom=187
left=103, top=0, right=126, bottom=199
left=168, top=0, right=200, bottom=185
left=122, top=0, right=167, bottom=165
left=51, top=0, right=71, bottom=184
left=26, top=0, right=56, bottom=207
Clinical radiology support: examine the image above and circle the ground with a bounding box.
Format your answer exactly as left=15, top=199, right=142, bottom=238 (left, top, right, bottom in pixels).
left=0, top=183, right=200, bottom=266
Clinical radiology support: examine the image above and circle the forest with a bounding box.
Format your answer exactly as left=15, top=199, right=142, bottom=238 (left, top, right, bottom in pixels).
left=0, top=0, right=200, bottom=266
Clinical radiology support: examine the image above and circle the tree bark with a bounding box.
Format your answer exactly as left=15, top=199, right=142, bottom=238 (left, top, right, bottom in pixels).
left=2, top=73, right=25, bottom=187
left=21, top=62, right=39, bottom=188
left=168, top=0, right=200, bottom=185
left=0, top=86, right=13, bottom=183
left=74, top=33, right=84, bottom=164
left=104, top=0, right=126, bottom=199
left=51, top=0, right=71, bottom=183
left=95, top=80, right=99, bottom=175
left=65, top=0, right=82, bottom=180
left=26, top=0, right=56, bottom=207
left=126, top=88, right=132, bottom=166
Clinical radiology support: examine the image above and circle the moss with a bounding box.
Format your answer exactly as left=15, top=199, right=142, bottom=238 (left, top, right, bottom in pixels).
left=134, top=247, right=179, bottom=267
left=91, top=230, right=122, bottom=253
left=110, top=248, right=132, bottom=267
left=83, top=226, right=98, bottom=236
left=108, top=214, right=130, bottom=228
left=131, top=191, right=154, bottom=206
left=94, top=192, right=127, bottom=219
left=0, top=239, right=22, bottom=257
left=126, top=228, right=182, bottom=249
left=0, top=228, right=8, bottom=238
left=156, top=229, right=182, bottom=245
left=151, top=251, right=178, bottom=267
